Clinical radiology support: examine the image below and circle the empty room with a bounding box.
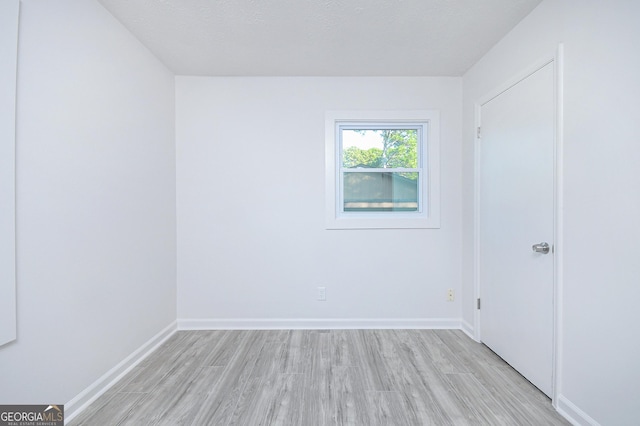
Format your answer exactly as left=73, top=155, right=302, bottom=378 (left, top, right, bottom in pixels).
left=1, top=0, right=638, bottom=425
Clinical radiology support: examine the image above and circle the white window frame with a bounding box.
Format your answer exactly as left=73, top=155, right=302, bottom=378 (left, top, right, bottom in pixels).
left=325, top=110, right=440, bottom=229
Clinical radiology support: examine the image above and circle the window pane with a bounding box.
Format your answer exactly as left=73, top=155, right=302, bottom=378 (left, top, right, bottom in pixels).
left=342, top=129, right=418, bottom=168
left=343, top=172, right=419, bottom=212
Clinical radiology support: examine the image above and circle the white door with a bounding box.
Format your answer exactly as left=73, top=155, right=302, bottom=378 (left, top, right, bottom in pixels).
left=479, top=62, right=555, bottom=396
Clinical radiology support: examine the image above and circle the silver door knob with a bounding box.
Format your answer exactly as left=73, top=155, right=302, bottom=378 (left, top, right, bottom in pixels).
left=532, top=242, right=550, bottom=254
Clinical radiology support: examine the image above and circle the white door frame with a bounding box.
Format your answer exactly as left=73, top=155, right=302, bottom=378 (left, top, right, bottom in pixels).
left=0, top=0, right=20, bottom=347
left=472, top=45, right=564, bottom=404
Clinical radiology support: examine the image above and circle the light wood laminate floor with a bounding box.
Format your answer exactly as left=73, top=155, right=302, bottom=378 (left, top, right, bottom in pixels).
left=69, top=330, right=569, bottom=425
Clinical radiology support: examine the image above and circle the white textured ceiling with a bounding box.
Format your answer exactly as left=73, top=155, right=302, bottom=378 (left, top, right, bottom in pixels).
left=97, top=0, right=542, bottom=76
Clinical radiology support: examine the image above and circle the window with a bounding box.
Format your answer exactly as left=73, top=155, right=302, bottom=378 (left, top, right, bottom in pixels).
left=325, top=110, right=440, bottom=229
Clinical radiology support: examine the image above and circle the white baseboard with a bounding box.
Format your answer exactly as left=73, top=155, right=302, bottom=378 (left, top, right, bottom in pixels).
left=460, top=319, right=475, bottom=340
left=64, top=321, right=177, bottom=423
left=178, top=317, right=462, bottom=330
left=555, top=394, right=600, bottom=426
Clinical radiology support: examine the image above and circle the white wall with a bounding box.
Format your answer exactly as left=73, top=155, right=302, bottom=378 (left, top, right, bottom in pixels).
left=462, top=0, right=640, bottom=424
left=176, top=77, right=462, bottom=327
left=0, top=0, right=176, bottom=408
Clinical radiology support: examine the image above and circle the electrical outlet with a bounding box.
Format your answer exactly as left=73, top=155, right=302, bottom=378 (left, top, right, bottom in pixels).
left=447, top=289, right=454, bottom=302
left=317, top=286, right=326, bottom=301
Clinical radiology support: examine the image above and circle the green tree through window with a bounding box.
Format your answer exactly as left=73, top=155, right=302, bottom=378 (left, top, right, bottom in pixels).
left=342, top=130, right=417, bottom=169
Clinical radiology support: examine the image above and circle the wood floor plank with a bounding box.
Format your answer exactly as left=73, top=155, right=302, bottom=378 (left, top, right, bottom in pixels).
left=276, top=330, right=306, bottom=374
left=153, top=366, right=225, bottom=426
left=349, top=329, right=395, bottom=391
left=410, top=329, right=471, bottom=374
left=391, top=330, right=470, bottom=425
left=330, top=329, right=356, bottom=367
left=227, top=341, right=286, bottom=425
left=366, top=391, right=410, bottom=426
left=189, top=330, right=267, bottom=426
left=256, top=373, right=305, bottom=426
left=301, top=330, right=334, bottom=425
left=200, top=330, right=247, bottom=367
left=436, top=329, right=506, bottom=369
left=477, top=365, right=570, bottom=425
left=444, top=372, right=518, bottom=425
left=397, top=386, right=459, bottom=426
left=330, top=365, right=373, bottom=426
left=296, top=331, right=373, bottom=425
